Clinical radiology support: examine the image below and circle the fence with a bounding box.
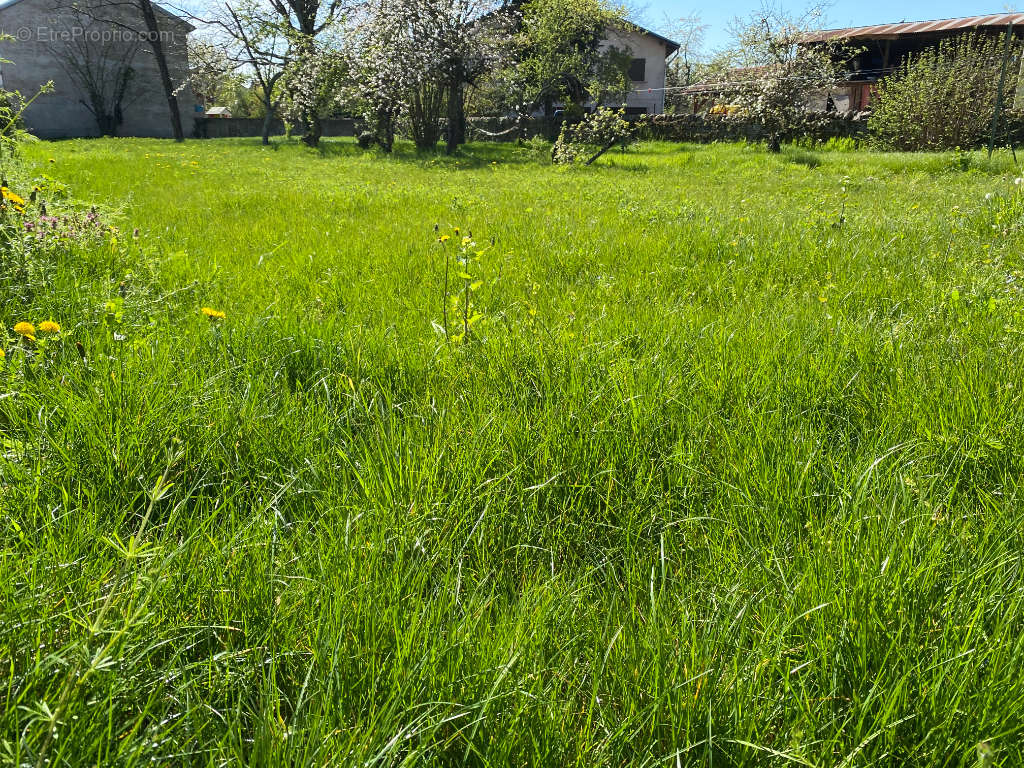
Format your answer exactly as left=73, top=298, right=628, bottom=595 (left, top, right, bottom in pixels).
left=193, top=112, right=875, bottom=146
left=193, top=117, right=358, bottom=139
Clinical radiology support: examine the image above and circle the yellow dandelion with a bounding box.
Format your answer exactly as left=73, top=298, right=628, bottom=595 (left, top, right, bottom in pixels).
left=0, top=348, right=5, bottom=358
left=438, top=234, right=451, bottom=242
left=461, top=236, right=472, bottom=246
left=1, top=187, right=26, bottom=207
left=14, top=321, right=36, bottom=338
left=201, top=306, right=226, bottom=320
left=453, top=227, right=460, bottom=236
left=38, top=320, right=60, bottom=333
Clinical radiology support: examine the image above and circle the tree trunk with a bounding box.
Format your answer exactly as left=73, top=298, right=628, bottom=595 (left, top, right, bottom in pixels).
left=137, top=0, right=184, bottom=142
left=302, top=114, right=322, bottom=147
left=584, top=138, right=618, bottom=166
left=260, top=105, right=274, bottom=146
left=445, top=75, right=463, bottom=156
left=376, top=109, right=394, bottom=153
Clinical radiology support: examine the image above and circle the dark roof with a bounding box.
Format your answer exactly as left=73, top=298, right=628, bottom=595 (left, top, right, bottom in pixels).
left=806, top=12, right=1024, bottom=42
left=626, top=22, right=680, bottom=55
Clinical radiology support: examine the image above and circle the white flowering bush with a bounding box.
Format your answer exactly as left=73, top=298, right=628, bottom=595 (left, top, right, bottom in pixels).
left=552, top=107, right=641, bottom=165
left=342, top=0, right=501, bottom=152
left=719, top=7, right=848, bottom=151
left=280, top=44, right=348, bottom=147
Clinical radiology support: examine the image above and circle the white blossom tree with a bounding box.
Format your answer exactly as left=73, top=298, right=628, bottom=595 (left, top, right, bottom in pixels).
left=343, top=0, right=503, bottom=153
left=552, top=105, right=641, bottom=164
left=280, top=41, right=348, bottom=145
left=720, top=4, right=851, bottom=151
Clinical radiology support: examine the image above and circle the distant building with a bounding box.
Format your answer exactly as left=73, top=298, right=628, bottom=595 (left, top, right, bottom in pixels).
left=0, top=0, right=196, bottom=138
left=805, top=13, right=1024, bottom=111
left=507, top=19, right=679, bottom=117
left=603, top=24, right=680, bottom=115
left=204, top=106, right=232, bottom=118
left=679, top=13, right=1024, bottom=115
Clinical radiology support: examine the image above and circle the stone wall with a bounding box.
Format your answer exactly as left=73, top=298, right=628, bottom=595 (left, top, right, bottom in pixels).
left=645, top=111, right=871, bottom=144
left=465, top=112, right=870, bottom=146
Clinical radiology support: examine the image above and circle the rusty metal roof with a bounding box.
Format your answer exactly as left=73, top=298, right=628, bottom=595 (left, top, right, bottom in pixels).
left=806, top=13, right=1024, bottom=42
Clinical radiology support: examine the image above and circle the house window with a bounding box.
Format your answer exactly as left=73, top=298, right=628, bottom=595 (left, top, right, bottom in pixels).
left=628, top=58, right=646, bottom=82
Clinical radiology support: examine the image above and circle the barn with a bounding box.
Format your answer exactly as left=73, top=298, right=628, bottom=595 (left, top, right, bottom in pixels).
left=806, top=13, right=1024, bottom=111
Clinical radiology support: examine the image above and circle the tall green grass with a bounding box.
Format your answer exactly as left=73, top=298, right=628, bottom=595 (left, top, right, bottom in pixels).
left=2, top=137, right=1024, bottom=766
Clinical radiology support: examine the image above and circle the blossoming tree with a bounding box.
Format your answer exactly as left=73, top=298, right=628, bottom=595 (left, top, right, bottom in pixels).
left=343, top=0, right=504, bottom=153
left=719, top=4, right=850, bottom=152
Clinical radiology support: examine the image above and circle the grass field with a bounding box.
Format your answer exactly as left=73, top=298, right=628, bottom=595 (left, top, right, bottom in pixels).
left=3, top=137, right=1024, bottom=766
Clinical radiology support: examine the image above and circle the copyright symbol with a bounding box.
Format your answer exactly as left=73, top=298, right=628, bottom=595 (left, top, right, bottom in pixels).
left=15, top=27, right=32, bottom=41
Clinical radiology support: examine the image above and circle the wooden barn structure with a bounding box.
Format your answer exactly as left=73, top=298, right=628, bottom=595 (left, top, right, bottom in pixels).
left=678, top=13, right=1024, bottom=114
left=805, top=13, right=1024, bottom=111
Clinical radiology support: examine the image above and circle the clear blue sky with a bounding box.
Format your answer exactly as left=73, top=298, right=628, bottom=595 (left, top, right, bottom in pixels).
left=633, top=0, right=1021, bottom=51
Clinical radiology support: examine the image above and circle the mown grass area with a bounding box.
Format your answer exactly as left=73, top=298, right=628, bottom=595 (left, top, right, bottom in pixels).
left=3, top=137, right=1024, bottom=766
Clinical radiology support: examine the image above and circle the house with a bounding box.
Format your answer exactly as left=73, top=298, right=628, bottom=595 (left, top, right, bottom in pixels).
left=0, top=0, right=196, bottom=138
left=805, top=13, right=1024, bottom=110
left=602, top=24, right=680, bottom=114
left=204, top=106, right=232, bottom=118
left=510, top=18, right=680, bottom=117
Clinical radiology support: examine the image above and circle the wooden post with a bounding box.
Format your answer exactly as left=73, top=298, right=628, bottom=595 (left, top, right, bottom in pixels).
left=988, top=22, right=1015, bottom=159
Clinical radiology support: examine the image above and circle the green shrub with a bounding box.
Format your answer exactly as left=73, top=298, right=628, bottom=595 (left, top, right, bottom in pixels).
left=870, top=32, right=1020, bottom=151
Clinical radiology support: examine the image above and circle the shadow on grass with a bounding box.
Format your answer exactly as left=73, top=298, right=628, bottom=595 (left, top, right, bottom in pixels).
left=305, top=137, right=553, bottom=168
left=782, top=147, right=822, bottom=168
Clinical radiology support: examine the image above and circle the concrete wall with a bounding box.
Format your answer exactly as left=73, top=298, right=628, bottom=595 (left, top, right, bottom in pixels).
left=601, top=26, right=671, bottom=114
left=0, top=0, right=195, bottom=138
left=194, top=117, right=358, bottom=139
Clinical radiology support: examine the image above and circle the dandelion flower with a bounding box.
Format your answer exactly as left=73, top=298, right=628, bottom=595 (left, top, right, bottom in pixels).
left=0, top=348, right=5, bottom=358
left=461, top=236, right=472, bottom=246
left=439, top=235, right=451, bottom=242
left=201, top=306, right=226, bottom=320
left=38, top=320, right=60, bottom=333
left=1, top=187, right=26, bottom=207
left=14, top=321, right=36, bottom=338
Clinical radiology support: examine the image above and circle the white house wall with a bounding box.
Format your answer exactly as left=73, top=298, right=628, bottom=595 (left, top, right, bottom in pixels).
left=602, top=26, right=671, bottom=114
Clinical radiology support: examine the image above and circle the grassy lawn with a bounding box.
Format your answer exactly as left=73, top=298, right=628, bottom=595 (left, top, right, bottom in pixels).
left=3, top=137, right=1024, bottom=765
